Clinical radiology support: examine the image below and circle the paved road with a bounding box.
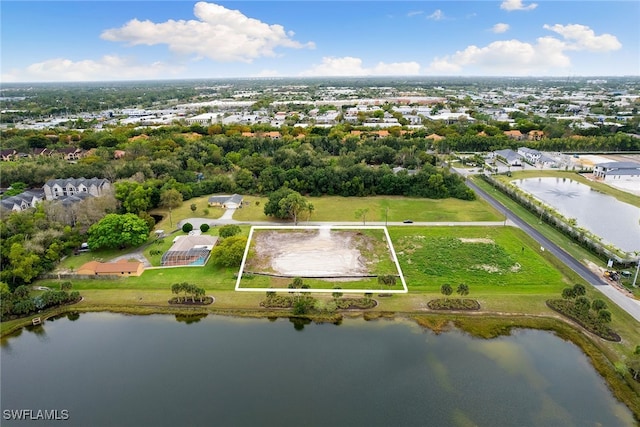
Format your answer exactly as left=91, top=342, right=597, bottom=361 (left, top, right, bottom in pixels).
left=464, top=177, right=640, bottom=322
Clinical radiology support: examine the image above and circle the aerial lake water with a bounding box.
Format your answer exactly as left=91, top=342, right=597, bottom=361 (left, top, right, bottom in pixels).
left=1, top=313, right=635, bottom=426
left=513, top=177, right=640, bottom=253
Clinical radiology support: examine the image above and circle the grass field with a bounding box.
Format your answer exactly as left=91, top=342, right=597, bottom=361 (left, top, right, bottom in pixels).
left=232, top=195, right=503, bottom=222
left=150, top=194, right=225, bottom=231
left=391, top=226, right=567, bottom=292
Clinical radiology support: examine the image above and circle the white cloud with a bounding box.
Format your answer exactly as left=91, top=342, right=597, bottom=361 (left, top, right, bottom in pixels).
left=500, top=0, right=538, bottom=11
left=100, top=1, right=315, bottom=62
left=492, top=23, right=510, bottom=34
left=543, top=24, right=621, bottom=52
left=1, top=56, right=184, bottom=82
left=428, top=38, right=570, bottom=75
left=427, top=10, right=445, bottom=21
left=427, top=23, right=621, bottom=75
left=407, top=10, right=423, bottom=17
left=300, top=57, right=420, bottom=77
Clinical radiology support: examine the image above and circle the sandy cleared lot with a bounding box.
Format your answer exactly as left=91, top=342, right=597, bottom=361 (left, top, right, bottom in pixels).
left=250, top=229, right=369, bottom=277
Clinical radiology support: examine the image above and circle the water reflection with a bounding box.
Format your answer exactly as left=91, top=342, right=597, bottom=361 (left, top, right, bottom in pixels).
left=174, top=313, right=207, bottom=324
left=514, top=178, right=640, bottom=252
left=289, top=316, right=311, bottom=331
left=0, top=314, right=635, bottom=427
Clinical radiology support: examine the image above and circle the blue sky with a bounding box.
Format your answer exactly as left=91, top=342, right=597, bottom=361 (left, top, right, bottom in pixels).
left=1, top=1, right=638, bottom=82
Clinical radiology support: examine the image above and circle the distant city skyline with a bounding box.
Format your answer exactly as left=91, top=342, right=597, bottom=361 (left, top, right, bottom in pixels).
left=1, top=1, right=638, bottom=82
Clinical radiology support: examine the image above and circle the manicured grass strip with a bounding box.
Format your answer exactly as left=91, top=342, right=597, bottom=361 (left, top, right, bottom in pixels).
left=232, top=195, right=503, bottom=222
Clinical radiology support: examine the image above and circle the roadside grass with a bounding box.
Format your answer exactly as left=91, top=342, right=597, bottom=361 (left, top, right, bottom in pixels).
left=470, top=175, right=640, bottom=298
left=232, top=195, right=503, bottom=222
left=504, top=169, right=640, bottom=208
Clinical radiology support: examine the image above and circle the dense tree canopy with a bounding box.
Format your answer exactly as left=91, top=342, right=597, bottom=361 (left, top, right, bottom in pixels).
left=210, top=235, right=247, bottom=267
left=263, top=188, right=314, bottom=224
left=87, top=213, right=150, bottom=250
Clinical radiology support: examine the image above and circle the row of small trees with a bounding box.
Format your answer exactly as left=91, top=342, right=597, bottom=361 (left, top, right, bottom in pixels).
left=547, top=283, right=617, bottom=341
left=170, top=282, right=206, bottom=303
left=560, top=283, right=612, bottom=323
left=441, top=283, right=470, bottom=298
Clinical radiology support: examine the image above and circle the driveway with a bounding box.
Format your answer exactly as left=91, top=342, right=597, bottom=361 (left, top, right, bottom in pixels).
left=177, top=209, right=238, bottom=229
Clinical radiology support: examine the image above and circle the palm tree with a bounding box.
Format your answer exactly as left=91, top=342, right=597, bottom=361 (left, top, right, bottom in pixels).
left=441, top=284, right=453, bottom=299
left=456, top=283, right=469, bottom=297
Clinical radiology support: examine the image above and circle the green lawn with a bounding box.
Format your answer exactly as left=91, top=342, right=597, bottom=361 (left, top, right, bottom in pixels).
left=47, top=225, right=568, bottom=297
left=150, top=194, right=225, bottom=231
left=390, top=226, right=567, bottom=292
left=233, top=195, right=503, bottom=222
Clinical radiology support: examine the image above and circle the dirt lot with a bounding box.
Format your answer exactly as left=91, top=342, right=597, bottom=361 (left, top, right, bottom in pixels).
left=248, top=229, right=370, bottom=277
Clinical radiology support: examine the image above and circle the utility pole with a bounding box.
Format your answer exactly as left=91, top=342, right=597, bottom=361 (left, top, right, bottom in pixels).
left=633, top=258, right=639, bottom=288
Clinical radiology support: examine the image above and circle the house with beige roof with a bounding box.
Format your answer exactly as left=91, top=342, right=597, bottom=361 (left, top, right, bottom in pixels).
left=77, top=259, right=144, bottom=276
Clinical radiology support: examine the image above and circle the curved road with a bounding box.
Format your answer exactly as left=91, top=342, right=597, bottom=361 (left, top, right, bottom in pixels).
left=465, top=176, right=640, bottom=322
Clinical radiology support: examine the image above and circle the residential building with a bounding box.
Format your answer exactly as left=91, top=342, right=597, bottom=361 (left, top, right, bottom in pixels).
left=518, top=147, right=542, bottom=163
left=77, top=259, right=144, bottom=276
left=493, top=149, right=523, bottom=166
left=1, top=149, right=17, bottom=161
left=43, top=177, right=111, bottom=201
left=208, top=194, right=244, bottom=209
left=528, top=130, right=545, bottom=140
left=593, top=161, right=640, bottom=182
left=504, top=130, right=525, bottom=140
left=56, top=147, right=84, bottom=161
left=0, top=190, right=45, bottom=212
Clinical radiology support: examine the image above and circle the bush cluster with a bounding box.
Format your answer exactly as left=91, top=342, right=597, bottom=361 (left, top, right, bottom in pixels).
left=427, top=298, right=480, bottom=310
left=1, top=285, right=80, bottom=321
left=546, top=284, right=619, bottom=341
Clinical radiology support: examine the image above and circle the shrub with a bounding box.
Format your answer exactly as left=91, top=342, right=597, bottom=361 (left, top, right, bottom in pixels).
left=200, top=223, right=210, bottom=232
left=219, top=224, right=241, bottom=238
left=293, top=297, right=314, bottom=315
left=182, top=222, right=193, bottom=233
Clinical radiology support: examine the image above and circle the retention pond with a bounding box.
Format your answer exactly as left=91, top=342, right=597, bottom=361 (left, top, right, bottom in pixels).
left=513, top=177, right=640, bottom=253
left=1, top=313, right=635, bottom=426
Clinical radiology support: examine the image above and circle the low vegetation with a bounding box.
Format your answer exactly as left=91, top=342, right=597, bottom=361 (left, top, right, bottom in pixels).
left=428, top=283, right=480, bottom=310
left=547, top=284, right=619, bottom=341
left=1, top=282, right=80, bottom=321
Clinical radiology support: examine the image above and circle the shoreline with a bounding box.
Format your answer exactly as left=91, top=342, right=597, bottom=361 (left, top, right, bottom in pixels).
left=2, top=302, right=639, bottom=422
